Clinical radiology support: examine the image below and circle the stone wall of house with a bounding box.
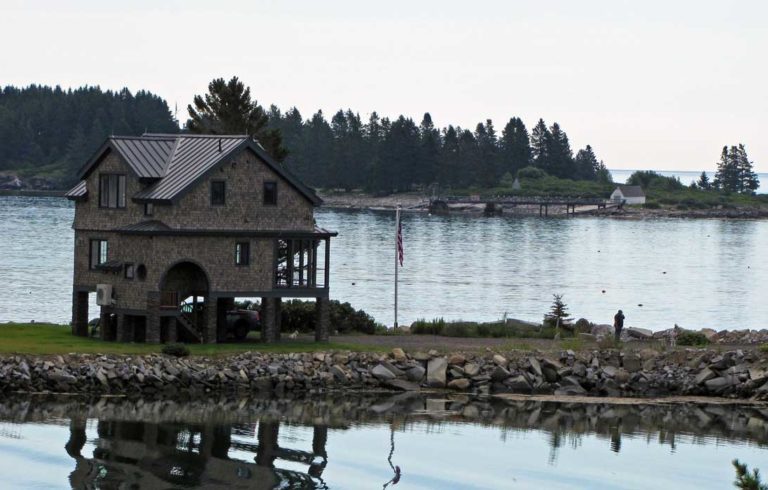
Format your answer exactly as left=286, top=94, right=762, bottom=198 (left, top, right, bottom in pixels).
left=74, top=148, right=315, bottom=232
left=74, top=231, right=276, bottom=311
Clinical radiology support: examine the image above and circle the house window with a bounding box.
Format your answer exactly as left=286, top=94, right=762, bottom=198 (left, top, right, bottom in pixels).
left=144, top=203, right=154, bottom=216
left=235, top=242, right=250, bottom=266
left=89, top=239, right=108, bottom=269
left=124, top=263, right=135, bottom=279
left=211, top=181, right=226, bottom=206
left=263, top=181, right=277, bottom=205
left=99, top=174, right=126, bottom=208
left=136, top=264, right=147, bottom=281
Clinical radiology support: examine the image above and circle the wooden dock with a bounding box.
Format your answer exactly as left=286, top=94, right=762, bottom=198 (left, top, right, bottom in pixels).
left=433, top=196, right=620, bottom=216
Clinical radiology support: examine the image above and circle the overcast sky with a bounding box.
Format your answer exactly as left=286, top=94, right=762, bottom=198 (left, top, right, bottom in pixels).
left=2, top=0, right=765, bottom=171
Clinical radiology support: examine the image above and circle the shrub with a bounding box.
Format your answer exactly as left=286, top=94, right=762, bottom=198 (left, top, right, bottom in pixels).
left=162, top=343, right=190, bottom=357
left=280, top=299, right=380, bottom=335
left=758, top=344, right=768, bottom=354
left=411, top=318, right=445, bottom=335
left=574, top=318, right=592, bottom=333
left=517, top=166, right=547, bottom=180
left=643, top=201, right=661, bottom=209
left=442, top=322, right=477, bottom=337
left=676, top=331, right=710, bottom=346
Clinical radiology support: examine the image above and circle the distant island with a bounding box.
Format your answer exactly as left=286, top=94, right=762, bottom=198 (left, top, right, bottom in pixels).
left=0, top=80, right=762, bottom=215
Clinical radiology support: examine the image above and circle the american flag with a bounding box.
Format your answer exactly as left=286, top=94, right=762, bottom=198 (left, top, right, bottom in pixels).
left=396, top=214, right=404, bottom=266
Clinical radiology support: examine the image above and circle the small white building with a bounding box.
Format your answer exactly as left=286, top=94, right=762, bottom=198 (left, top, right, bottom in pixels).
left=610, top=185, right=646, bottom=205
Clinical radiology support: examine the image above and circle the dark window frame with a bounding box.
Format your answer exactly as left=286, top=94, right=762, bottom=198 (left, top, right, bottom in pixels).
left=263, top=181, right=278, bottom=206
left=144, top=202, right=154, bottom=216
left=124, top=263, right=135, bottom=279
left=98, top=173, right=127, bottom=209
left=211, top=180, right=226, bottom=206
left=136, top=264, right=147, bottom=281
left=235, top=241, right=250, bottom=266
left=89, top=239, right=108, bottom=270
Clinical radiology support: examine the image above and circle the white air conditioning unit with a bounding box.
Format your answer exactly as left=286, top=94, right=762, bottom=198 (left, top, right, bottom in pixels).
left=96, top=284, right=113, bottom=306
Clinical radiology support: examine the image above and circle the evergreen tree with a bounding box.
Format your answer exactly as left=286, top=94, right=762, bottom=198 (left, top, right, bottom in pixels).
left=735, top=144, right=760, bottom=194
left=186, top=76, right=287, bottom=161
left=574, top=145, right=599, bottom=180
left=439, top=125, right=461, bottom=187
left=475, top=120, right=498, bottom=187
left=499, top=117, right=531, bottom=177
left=418, top=113, right=441, bottom=186
left=530, top=118, right=550, bottom=171
left=696, top=171, right=711, bottom=190
left=544, top=122, right=575, bottom=178
left=714, top=145, right=760, bottom=194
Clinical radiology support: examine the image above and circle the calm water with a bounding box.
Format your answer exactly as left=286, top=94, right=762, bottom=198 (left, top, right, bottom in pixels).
left=2, top=196, right=768, bottom=330
left=0, top=394, right=765, bottom=489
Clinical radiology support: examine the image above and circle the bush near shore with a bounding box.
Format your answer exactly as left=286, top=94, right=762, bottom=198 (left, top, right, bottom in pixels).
left=410, top=318, right=568, bottom=339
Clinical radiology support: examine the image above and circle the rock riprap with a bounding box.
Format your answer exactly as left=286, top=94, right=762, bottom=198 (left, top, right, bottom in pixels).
left=0, top=347, right=766, bottom=399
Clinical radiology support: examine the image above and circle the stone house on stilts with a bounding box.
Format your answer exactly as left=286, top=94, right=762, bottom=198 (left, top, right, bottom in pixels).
left=65, top=134, right=336, bottom=343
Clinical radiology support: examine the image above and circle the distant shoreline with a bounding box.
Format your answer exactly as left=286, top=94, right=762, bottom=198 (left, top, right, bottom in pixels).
left=0, top=189, right=65, bottom=197
left=319, top=191, right=768, bottom=219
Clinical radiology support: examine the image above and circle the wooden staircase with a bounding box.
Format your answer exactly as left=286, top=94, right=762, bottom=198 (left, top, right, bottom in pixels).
left=177, top=303, right=204, bottom=343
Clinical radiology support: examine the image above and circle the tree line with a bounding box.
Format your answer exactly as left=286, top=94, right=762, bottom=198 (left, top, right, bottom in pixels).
left=187, top=77, right=611, bottom=194
left=0, top=85, right=178, bottom=184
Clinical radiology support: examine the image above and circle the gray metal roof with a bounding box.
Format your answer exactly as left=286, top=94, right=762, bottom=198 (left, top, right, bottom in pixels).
left=133, top=135, right=248, bottom=201
left=110, top=137, right=175, bottom=178
left=64, top=180, right=87, bottom=200
left=615, top=185, right=646, bottom=198
left=77, top=134, right=322, bottom=206
left=115, top=220, right=172, bottom=232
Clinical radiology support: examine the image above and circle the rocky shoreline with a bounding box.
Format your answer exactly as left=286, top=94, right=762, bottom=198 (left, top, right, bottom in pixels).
left=2, top=347, right=767, bottom=401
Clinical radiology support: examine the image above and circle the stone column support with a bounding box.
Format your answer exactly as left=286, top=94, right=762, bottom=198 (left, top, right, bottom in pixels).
left=99, top=307, right=112, bottom=341
left=315, top=297, right=329, bottom=342
left=72, top=290, right=89, bottom=337
left=116, top=313, right=131, bottom=342
left=203, top=297, right=218, bottom=344
left=261, top=297, right=278, bottom=343
left=165, top=318, right=178, bottom=343
left=145, top=292, right=161, bottom=344
left=274, top=298, right=282, bottom=342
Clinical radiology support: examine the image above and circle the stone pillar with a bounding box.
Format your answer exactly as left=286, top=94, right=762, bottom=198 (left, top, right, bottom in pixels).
left=274, top=298, right=282, bottom=342
left=165, top=318, right=178, bottom=343
left=145, top=292, right=161, bottom=343
left=261, top=297, right=278, bottom=343
left=203, top=297, right=218, bottom=344
left=116, top=313, right=132, bottom=342
left=99, top=307, right=112, bottom=341
left=217, top=297, right=235, bottom=342
left=72, top=290, right=89, bottom=337
left=309, top=425, right=328, bottom=478
left=256, top=421, right=280, bottom=467
left=315, top=297, right=329, bottom=342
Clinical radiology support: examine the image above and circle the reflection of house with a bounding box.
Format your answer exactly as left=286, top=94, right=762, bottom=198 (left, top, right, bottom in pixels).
left=65, top=417, right=329, bottom=489
left=610, top=185, right=646, bottom=205
left=65, top=134, right=336, bottom=343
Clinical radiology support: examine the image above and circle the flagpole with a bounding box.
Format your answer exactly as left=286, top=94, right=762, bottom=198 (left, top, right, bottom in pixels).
left=394, top=204, right=400, bottom=329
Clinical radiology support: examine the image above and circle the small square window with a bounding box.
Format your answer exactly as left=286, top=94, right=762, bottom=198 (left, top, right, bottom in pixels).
left=263, top=181, right=277, bottom=205
left=235, top=242, right=250, bottom=266
left=124, top=263, right=135, bottom=279
left=211, top=181, right=226, bottom=206
left=144, top=203, right=154, bottom=216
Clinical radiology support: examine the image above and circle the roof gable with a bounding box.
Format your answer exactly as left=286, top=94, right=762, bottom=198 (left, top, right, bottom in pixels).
left=77, top=136, right=176, bottom=180
left=615, top=185, right=645, bottom=198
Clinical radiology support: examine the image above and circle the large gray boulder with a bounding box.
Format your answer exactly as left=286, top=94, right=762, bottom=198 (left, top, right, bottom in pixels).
left=427, top=357, right=448, bottom=387
left=406, top=365, right=426, bottom=382
left=372, top=364, right=397, bottom=381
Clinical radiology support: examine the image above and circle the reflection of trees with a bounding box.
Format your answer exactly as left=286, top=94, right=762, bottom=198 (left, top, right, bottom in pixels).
left=0, top=393, right=766, bottom=484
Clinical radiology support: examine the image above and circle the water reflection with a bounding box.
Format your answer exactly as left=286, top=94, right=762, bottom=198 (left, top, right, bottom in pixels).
left=0, top=394, right=767, bottom=488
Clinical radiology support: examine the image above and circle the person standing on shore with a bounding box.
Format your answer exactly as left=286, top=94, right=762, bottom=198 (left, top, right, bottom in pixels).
left=614, top=310, right=625, bottom=342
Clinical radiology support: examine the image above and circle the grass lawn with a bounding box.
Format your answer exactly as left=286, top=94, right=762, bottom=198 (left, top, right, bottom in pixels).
left=0, top=323, right=382, bottom=356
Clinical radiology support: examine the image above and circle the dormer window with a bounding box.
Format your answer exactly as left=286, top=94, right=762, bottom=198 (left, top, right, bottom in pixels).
left=99, top=174, right=126, bottom=208
left=211, top=181, right=226, bottom=206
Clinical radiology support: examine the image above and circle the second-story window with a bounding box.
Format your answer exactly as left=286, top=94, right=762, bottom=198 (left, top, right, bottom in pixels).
left=144, top=203, right=154, bottom=216
left=263, top=181, right=277, bottom=205
left=235, top=242, right=250, bottom=266
left=89, top=239, right=108, bottom=269
left=211, top=181, right=226, bottom=206
left=99, top=174, right=126, bottom=208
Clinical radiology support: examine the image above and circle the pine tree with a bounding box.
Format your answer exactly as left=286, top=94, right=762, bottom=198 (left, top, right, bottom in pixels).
left=545, top=122, right=576, bottom=178
left=475, top=120, right=498, bottom=187
left=735, top=144, right=760, bottom=194
left=418, top=113, right=441, bottom=186
left=530, top=118, right=550, bottom=171
left=499, top=117, right=531, bottom=177
left=186, top=76, right=287, bottom=161
left=574, top=145, right=599, bottom=180
left=544, top=294, right=572, bottom=330
left=696, top=171, right=711, bottom=190
left=714, top=145, right=760, bottom=194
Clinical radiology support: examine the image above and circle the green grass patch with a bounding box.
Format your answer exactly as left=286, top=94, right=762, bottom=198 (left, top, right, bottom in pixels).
left=0, top=323, right=378, bottom=356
